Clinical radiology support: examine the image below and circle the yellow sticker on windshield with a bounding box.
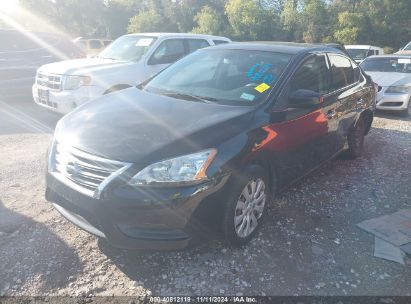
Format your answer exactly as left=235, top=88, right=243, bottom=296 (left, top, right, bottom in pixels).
left=255, top=83, right=271, bottom=93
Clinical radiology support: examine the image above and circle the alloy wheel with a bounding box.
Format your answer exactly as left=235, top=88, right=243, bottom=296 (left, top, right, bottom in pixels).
left=234, top=178, right=266, bottom=238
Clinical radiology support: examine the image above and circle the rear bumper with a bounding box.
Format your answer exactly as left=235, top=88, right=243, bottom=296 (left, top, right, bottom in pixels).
left=46, top=171, right=227, bottom=250
left=376, top=92, right=410, bottom=111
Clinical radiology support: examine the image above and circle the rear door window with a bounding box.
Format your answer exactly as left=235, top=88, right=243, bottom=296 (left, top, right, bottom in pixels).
left=351, top=60, right=361, bottom=82
left=186, top=39, right=210, bottom=53
left=328, top=54, right=355, bottom=91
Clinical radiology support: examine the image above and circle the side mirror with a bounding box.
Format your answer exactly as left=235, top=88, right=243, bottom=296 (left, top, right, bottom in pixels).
left=288, top=89, right=323, bottom=109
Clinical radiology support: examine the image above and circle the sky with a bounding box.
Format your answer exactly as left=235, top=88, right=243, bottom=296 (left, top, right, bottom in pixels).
left=0, top=0, right=20, bottom=14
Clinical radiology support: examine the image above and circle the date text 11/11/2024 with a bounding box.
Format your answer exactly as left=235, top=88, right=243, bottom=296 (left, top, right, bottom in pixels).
left=149, top=296, right=258, bottom=303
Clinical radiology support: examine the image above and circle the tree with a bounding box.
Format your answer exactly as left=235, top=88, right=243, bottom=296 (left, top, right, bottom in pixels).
left=301, top=0, right=329, bottom=43
left=225, top=0, right=279, bottom=41
left=191, top=5, right=225, bottom=35
left=281, top=0, right=302, bottom=41
left=104, top=0, right=143, bottom=38
left=128, top=9, right=177, bottom=33
left=333, top=11, right=369, bottom=44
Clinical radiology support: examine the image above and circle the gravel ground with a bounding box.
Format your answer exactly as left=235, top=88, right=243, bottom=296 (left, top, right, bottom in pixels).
left=0, top=97, right=410, bottom=297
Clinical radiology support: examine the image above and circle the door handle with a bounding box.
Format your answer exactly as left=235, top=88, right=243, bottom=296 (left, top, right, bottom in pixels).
left=326, top=109, right=337, bottom=119
left=357, top=98, right=365, bottom=105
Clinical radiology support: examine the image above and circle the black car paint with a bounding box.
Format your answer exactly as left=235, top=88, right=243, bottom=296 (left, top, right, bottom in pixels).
left=46, top=43, right=375, bottom=250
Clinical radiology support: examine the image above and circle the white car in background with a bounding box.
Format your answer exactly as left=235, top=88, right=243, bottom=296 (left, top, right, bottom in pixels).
left=73, top=37, right=113, bottom=57
left=396, top=41, right=411, bottom=55
left=32, top=33, right=231, bottom=114
left=361, top=55, right=411, bottom=116
left=345, top=45, right=384, bottom=64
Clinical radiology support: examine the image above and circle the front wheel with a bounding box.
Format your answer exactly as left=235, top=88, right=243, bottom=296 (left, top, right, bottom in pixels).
left=222, top=166, right=270, bottom=247
left=401, top=99, right=411, bottom=117
left=347, top=116, right=365, bottom=159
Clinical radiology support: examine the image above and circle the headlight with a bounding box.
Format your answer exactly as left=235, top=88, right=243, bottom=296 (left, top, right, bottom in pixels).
left=385, top=85, right=410, bottom=94
left=128, top=149, right=217, bottom=186
left=63, top=75, right=91, bottom=90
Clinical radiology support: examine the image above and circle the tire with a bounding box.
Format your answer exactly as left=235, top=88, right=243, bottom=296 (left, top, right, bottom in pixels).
left=222, top=165, right=270, bottom=247
left=401, top=99, right=411, bottom=117
left=347, top=116, right=365, bottom=159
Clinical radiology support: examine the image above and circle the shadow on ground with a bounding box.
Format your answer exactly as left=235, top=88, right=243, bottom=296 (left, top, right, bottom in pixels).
left=0, top=200, right=83, bottom=295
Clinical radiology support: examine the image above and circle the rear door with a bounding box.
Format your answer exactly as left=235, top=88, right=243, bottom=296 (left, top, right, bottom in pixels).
left=327, top=53, right=364, bottom=150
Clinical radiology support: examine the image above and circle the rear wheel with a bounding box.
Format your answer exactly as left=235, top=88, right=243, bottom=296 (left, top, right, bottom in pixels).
left=347, top=116, right=365, bottom=159
left=222, top=166, right=269, bottom=247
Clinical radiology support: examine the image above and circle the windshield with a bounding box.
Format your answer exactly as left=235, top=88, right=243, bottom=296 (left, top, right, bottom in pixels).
left=347, top=48, right=369, bottom=61
left=404, top=42, right=411, bottom=51
left=144, top=49, right=293, bottom=106
left=98, top=35, right=156, bottom=61
left=361, top=57, right=411, bottom=73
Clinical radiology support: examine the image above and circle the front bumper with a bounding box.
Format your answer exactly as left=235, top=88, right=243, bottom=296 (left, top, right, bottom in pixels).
left=376, top=90, right=410, bottom=111
left=32, top=84, right=103, bottom=115
left=46, top=171, right=226, bottom=250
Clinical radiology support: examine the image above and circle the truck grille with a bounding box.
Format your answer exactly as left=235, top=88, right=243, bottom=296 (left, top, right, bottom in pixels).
left=36, top=72, right=62, bottom=91
left=50, top=142, right=131, bottom=198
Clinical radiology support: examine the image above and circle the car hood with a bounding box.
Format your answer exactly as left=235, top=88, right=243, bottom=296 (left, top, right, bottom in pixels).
left=39, top=57, right=133, bottom=75
left=366, top=72, right=411, bottom=87
left=395, top=50, right=411, bottom=55
left=56, top=88, right=254, bottom=165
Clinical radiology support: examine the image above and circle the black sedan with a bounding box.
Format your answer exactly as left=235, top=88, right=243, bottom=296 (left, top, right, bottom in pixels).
left=46, top=43, right=376, bottom=250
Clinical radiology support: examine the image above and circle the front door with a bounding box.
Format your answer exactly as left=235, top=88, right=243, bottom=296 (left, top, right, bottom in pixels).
left=267, top=53, right=337, bottom=186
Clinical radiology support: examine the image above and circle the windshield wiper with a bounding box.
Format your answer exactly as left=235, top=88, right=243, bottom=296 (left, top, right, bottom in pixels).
left=162, top=91, right=218, bottom=104
left=92, top=55, right=116, bottom=60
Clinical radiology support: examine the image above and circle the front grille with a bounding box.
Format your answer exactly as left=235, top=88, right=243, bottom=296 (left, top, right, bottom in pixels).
left=50, top=142, right=131, bottom=198
left=36, top=72, right=62, bottom=91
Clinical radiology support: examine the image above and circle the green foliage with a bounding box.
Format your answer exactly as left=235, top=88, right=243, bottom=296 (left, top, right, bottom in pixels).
left=17, top=0, right=411, bottom=49
left=334, top=12, right=364, bottom=44
left=128, top=9, right=177, bottom=33
left=192, top=6, right=225, bottom=35
left=301, top=0, right=329, bottom=43
left=225, top=0, right=279, bottom=40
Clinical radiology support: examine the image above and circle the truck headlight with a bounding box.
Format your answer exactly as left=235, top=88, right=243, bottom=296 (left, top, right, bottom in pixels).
left=385, top=85, right=410, bottom=94
left=63, top=75, right=92, bottom=90
left=128, top=149, right=217, bottom=186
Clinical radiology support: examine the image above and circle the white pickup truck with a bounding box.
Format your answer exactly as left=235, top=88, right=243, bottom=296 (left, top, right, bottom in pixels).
left=32, top=33, right=230, bottom=114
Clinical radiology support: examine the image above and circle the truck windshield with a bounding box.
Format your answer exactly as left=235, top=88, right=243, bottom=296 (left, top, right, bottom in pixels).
left=347, top=49, right=369, bottom=61
left=98, top=35, right=156, bottom=62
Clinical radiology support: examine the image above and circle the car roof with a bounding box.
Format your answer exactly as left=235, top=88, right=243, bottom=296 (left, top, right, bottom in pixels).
left=126, top=32, right=231, bottom=41
left=366, top=54, right=411, bottom=59
left=210, top=41, right=345, bottom=55
left=345, top=45, right=382, bottom=49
